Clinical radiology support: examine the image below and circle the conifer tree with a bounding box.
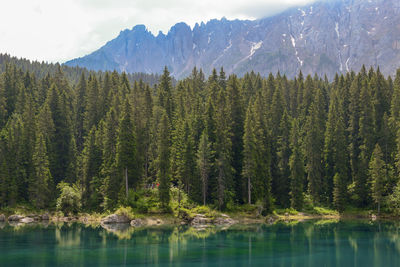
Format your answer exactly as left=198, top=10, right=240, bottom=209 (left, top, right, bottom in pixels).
left=157, top=112, right=171, bottom=209
left=100, top=108, right=119, bottom=209
left=158, top=67, right=174, bottom=120
left=290, top=119, right=304, bottom=210
left=197, top=130, right=212, bottom=205
left=227, top=74, right=244, bottom=203
left=242, top=104, right=256, bottom=204
left=305, top=88, right=326, bottom=203
left=30, top=133, right=51, bottom=209
left=369, top=144, right=387, bottom=215
left=277, top=110, right=292, bottom=208
left=75, top=73, right=87, bottom=151
left=116, top=100, right=136, bottom=197
left=214, top=88, right=233, bottom=210
left=80, top=126, right=103, bottom=210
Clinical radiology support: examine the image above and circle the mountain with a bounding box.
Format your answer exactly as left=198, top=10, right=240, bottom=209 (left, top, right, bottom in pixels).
left=65, top=0, right=400, bottom=79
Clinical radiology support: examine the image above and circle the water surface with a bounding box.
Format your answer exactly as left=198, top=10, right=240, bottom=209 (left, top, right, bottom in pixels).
left=0, top=220, right=399, bottom=266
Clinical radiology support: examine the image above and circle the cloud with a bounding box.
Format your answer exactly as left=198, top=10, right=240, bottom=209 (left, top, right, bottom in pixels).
left=0, top=0, right=315, bottom=63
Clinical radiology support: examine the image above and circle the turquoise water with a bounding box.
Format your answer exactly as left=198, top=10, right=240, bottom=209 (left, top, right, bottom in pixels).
left=0, top=220, right=400, bottom=266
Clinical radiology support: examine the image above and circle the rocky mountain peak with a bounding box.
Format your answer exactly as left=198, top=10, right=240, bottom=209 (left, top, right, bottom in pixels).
left=65, top=0, right=400, bottom=79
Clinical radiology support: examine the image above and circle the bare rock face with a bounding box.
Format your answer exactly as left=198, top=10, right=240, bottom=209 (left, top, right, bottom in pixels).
left=0, top=214, right=5, bottom=221
left=8, top=215, right=24, bottom=221
left=101, top=214, right=131, bottom=224
left=66, top=0, right=400, bottom=79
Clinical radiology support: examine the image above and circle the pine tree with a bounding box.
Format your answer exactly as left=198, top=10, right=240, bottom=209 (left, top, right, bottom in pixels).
left=227, top=75, right=244, bottom=203
left=369, top=144, right=387, bottom=215
left=47, top=84, right=72, bottom=185
left=324, top=89, right=349, bottom=205
left=157, top=112, right=171, bottom=209
left=158, top=67, right=174, bottom=120
left=116, top=100, right=136, bottom=198
left=197, top=130, right=212, bottom=205
left=305, top=88, right=326, bottom=204
left=214, top=88, right=233, bottom=210
left=100, top=108, right=120, bottom=209
left=242, top=104, right=256, bottom=204
left=277, top=110, right=292, bottom=208
left=30, top=133, right=51, bottom=209
left=290, top=119, right=304, bottom=210
left=357, top=79, right=375, bottom=206
left=80, top=126, right=103, bottom=210
left=83, top=75, right=100, bottom=134
left=75, top=73, right=87, bottom=151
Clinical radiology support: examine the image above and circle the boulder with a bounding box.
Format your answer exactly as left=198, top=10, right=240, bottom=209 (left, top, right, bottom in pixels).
left=101, top=214, right=131, bottom=224
left=130, top=219, right=143, bottom=227
left=8, top=215, right=24, bottom=221
left=26, top=214, right=41, bottom=221
left=191, top=214, right=212, bottom=226
left=101, top=223, right=130, bottom=232
left=265, top=216, right=277, bottom=224
left=214, top=214, right=236, bottom=226
left=0, top=214, right=5, bottom=221
left=20, top=217, right=34, bottom=223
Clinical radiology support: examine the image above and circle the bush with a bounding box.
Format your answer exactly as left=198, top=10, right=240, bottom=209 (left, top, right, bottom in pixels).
left=56, top=182, right=82, bottom=215
left=115, top=206, right=135, bottom=219
left=126, top=188, right=161, bottom=214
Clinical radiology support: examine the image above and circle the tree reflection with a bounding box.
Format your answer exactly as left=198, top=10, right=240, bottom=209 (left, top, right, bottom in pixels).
left=0, top=220, right=400, bottom=266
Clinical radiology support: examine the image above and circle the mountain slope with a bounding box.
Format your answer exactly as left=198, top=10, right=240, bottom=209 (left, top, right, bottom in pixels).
left=65, top=0, right=400, bottom=79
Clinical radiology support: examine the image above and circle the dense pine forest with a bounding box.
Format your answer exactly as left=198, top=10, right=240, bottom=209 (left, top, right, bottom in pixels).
left=1, top=55, right=400, bottom=216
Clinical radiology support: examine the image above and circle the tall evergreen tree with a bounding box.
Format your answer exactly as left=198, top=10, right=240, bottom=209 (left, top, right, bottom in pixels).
left=30, top=133, right=52, bottom=209
left=157, top=112, right=171, bottom=209
left=116, top=100, right=136, bottom=197
left=290, top=119, right=304, bottom=210
left=197, top=130, right=212, bottom=205
left=305, top=88, right=326, bottom=203
left=369, top=144, right=387, bottom=215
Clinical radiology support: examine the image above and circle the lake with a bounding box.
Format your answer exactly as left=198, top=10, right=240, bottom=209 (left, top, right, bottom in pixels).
left=0, top=220, right=399, bottom=266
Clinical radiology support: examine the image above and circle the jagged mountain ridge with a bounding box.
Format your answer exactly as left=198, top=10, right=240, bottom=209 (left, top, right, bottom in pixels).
left=65, top=0, right=400, bottom=79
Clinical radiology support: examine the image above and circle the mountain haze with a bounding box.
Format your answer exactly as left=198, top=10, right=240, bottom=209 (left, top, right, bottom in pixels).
left=65, top=0, right=400, bottom=79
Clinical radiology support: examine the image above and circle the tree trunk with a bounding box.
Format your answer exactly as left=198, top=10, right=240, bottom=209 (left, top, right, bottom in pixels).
left=125, top=167, right=128, bottom=198
left=203, top=179, right=206, bottom=206
left=248, top=177, right=251, bottom=204
left=378, top=202, right=380, bottom=216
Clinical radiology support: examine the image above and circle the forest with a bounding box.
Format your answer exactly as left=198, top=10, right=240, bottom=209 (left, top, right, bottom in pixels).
left=0, top=54, right=400, bottom=216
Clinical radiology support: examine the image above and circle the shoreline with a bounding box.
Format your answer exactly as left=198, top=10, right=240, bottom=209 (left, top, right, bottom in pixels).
left=0, top=210, right=390, bottom=229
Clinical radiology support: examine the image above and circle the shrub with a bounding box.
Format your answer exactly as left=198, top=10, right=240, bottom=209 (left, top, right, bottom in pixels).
left=56, top=182, right=82, bottom=215
left=115, top=206, right=135, bottom=219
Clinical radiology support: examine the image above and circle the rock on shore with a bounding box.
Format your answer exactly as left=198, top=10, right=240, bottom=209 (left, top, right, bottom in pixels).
left=8, top=215, right=25, bottom=221
left=101, top=214, right=131, bottom=224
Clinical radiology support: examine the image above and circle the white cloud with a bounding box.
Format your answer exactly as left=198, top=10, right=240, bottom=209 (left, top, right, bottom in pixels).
left=0, top=0, right=315, bottom=63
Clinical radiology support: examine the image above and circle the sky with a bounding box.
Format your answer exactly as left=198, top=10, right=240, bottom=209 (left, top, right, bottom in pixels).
left=0, top=0, right=315, bottom=63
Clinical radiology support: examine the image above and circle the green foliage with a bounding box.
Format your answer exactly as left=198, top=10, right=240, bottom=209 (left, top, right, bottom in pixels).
left=1, top=58, right=400, bottom=216
left=114, top=206, right=135, bottom=220
left=290, top=119, right=304, bottom=211
left=127, top=188, right=161, bottom=214
left=369, top=144, right=388, bottom=214
left=388, top=182, right=400, bottom=215
left=56, top=182, right=82, bottom=215
left=157, top=112, right=171, bottom=210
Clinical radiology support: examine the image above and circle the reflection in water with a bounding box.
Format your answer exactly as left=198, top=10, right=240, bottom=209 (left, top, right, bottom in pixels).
left=0, top=220, right=400, bottom=266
